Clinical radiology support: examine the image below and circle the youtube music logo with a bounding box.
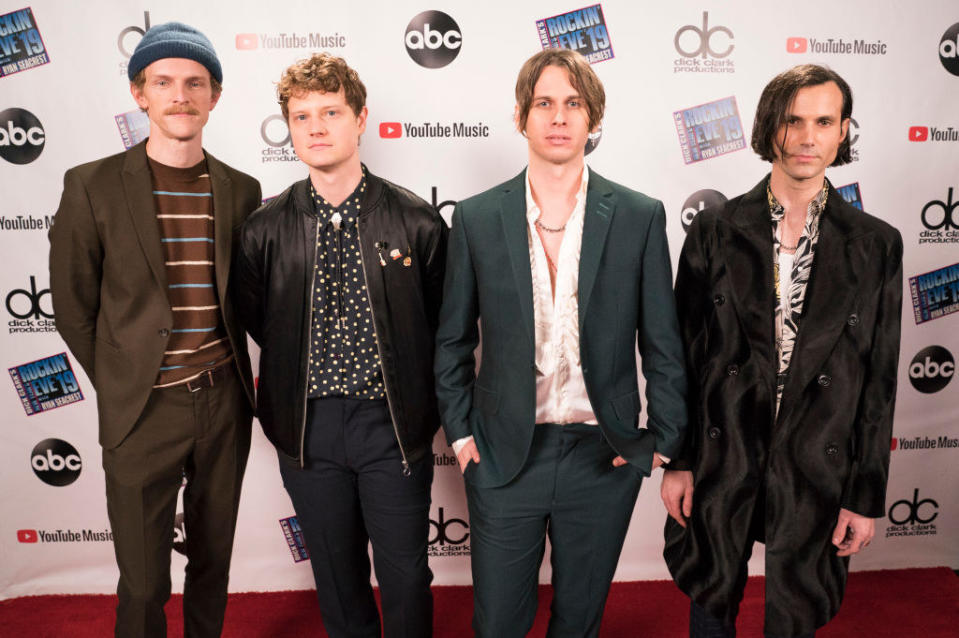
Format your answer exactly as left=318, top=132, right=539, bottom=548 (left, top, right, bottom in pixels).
left=380, top=122, right=402, bottom=138
left=786, top=37, right=807, bottom=53
left=236, top=33, right=257, bottom=49
left=909, top=126, right=929, bottom=142
left=17, top=529, right=38, bottom=543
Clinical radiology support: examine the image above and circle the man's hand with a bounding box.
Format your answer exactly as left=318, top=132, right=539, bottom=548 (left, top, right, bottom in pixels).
left=612, top=452, right=666, bottom=469
left=661, top=470, right=694, bottom=528
left=455, top=439, right=480, bottom=474
left=832, top=508, right=875, bottom=557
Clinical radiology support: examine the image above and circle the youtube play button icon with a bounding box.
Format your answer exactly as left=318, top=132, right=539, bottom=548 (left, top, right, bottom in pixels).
left=379, top=122, right=402, bottom=138
left=787, top=37, right=807, bottom=53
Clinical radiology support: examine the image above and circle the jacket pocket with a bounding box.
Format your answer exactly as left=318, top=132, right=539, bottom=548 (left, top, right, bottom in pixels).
left=610, top=389, right=641, bottom=424
left=473, top=385, right=499, bottom=415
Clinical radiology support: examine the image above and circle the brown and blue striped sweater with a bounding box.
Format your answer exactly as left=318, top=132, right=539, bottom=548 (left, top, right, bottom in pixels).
left=148, top=156, right=231, bottom=388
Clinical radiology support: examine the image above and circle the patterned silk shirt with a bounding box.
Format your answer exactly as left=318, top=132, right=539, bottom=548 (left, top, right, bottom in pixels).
left=769, top=179, right=828, bottom=412
left=307, top=169, right=385, bottom=399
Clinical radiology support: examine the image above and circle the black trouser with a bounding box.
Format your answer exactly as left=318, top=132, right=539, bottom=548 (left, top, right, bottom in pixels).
left=279, top=397, right=433, bottom=638
left=688, top=483, right=815, bottom=638
left=103, top=363, right=251, bottom=638
left=465, top=423, right=642, bottom=638
left=690, top=600, right=815, bottom=638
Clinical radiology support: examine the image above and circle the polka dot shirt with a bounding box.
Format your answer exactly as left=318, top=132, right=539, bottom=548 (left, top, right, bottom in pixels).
left=307, top=171, right=385, bottom=399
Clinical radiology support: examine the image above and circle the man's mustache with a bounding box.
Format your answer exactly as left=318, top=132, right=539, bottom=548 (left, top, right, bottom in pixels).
left=163, top=106, right=201, bottom=116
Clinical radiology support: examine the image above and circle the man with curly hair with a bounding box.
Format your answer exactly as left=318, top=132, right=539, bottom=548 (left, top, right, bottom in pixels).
left=232, top=53, right=447, bottom=638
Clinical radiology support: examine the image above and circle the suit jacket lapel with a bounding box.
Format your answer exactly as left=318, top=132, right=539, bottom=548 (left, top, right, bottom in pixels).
left=207, top=152, right=234, bottom=308
left=122, top=142, right=167, bottom=292
left=778, top=188, right=858, bottom=419
left=578, top=169, right=614, bottom=330
left=723, top=179, right=777, bottom=371
left=499, top=171, right=535, bottom=348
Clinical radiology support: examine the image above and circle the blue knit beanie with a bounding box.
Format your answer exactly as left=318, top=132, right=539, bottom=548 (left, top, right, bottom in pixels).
left=127, top=22, right=222, bottom=83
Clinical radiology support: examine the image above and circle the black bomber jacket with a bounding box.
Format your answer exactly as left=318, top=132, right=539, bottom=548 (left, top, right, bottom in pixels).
left=232, top=169, right=448, bottom=472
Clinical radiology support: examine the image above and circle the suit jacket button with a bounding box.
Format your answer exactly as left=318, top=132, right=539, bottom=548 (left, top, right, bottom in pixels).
left=817, top=373, right=832, bottom=387
left=825, top=444, right=839, bottom=456
left=726, top=364, right=739, bottom=376
left=708, top=427, right=721, bottom=439
left=847, top=313, right=860, bottom=326
left=159, top=328, right=170, bottom=337
left=713, top=294, right=725, bottom=306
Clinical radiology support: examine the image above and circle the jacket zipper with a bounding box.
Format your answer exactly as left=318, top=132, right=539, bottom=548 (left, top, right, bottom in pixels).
left=357, top=219, right=411, bottom=476
left=298, top=217, right=321, bottom=468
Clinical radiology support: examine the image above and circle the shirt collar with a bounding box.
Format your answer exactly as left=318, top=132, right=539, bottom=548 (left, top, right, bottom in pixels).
left=311, top=167, right=367, bottom=228
left=767, top=177, right=829, bottom=224
left=525, top=164, right=589, bottom=223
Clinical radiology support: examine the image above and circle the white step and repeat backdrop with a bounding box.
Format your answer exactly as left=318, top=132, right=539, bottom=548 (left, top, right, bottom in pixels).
left=2, top=0, right=957, bottom=598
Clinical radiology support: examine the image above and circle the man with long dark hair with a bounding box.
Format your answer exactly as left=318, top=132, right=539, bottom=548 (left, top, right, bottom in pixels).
left=662, top=64, right=903, bottom=638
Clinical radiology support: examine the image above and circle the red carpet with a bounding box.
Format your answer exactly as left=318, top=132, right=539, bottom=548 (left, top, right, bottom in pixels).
left=1, top=568, right=956, bottom=637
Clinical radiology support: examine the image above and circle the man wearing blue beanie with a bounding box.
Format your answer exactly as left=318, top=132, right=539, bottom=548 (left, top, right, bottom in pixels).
left=49, top=21, right=261, bottom=638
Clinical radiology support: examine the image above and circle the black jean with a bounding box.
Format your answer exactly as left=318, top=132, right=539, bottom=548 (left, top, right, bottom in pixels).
left=279, top=397, right=434, bottom=638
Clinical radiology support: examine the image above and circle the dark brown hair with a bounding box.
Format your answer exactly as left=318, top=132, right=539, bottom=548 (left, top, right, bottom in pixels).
left=515, top=48, right=605, bottom=133
left=751, top=64, right=853, bottom=166
left=277, top=53, right=366, bottom=119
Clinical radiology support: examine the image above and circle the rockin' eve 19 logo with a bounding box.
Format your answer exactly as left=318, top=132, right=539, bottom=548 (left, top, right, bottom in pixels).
left=260, top=114, right=296, bottom=163
left=0, top=107, right=45, bottom=165
left=0, top=7, right=50, bottom=78
left=885, top=489, right=938, bottom=538
left=919, top=187, right=959, bottom=245
left=673, top=12, right=734, bottom=74
left=6, top=275, right=56, bottom=334
left=428, top=507, right=469, bottom=557
left=836, top=182, right=863, bottom=211
left=680, top=189, right=727, bottom=232
left=279, top=516, right=310, bottom=563
left=405, top=11, right=462, bottom=69
left=940, top=22, right=959, bottom=76
left=31, top=438, right=82, bottom=486
left=536, top=4, right=614, bottom=64
left=909, top=345, right=955, bottom=393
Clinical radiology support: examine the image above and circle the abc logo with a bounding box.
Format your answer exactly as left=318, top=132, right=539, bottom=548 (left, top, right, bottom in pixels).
left=675, top=12, right=734, bottom=59
left=939, top=22, right=959, bottom=76
left=0, top=108, right=45, bottom=165
left=260, top=114, right=291, bottom=147
left=428, top=507, right=468, bottom=545
left=681, top=189, right=727, bottom=232
left=6, top=276, right=53, bottom=320
left=31, top=439, right=82, bottom=486
left=888, top=489, right=938, bottom=526
left=908, top=346, right=955, bottom=394
left=920, top=187, right=959, bottom=231
left=405, top=11, right=462, bottom=69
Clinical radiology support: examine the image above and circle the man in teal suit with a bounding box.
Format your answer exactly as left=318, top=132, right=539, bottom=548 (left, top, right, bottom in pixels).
left=434, top=49, right=688, bottom=637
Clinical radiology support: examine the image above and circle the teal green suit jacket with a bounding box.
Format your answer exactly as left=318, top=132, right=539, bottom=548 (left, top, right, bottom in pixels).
left=435, top=168, right=687, bottom=488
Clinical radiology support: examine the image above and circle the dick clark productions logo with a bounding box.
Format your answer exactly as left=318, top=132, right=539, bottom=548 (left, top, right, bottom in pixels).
left=405, top=11, right=462, bottom=69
